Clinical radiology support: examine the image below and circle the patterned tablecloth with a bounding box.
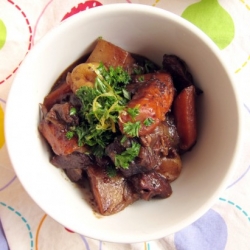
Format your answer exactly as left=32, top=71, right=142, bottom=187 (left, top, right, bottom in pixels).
left=0, top=0, right=250, bottom=249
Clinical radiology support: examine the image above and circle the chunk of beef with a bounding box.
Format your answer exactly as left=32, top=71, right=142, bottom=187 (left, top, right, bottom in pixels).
left=139, top=115, right=182, bottom=182
left=38, top=102, right=88, bottom=155
left=106, top=114, right=181, bottom=178
left=130, top=171, right=172, bottom=201
left=106, top=137, right=159, bottom=177
left=162, top=54, right=193, bottom=93
left=50, top=152, right=93, bottom=169
left=65, top=168, right=83, bottom=183
left=155, top=151, right=182, bottom=182
left=45, top=102, right=79, bottom=126
left=162, top=54, right=203, bottom=96
left=87, top=164, right=139, bottom=215
left=105, top=137, right=126, bottom=163
left=95, top=156, right=114, bottom=169
left=131, top=53, right=160, bottom=74
left=139, top=114, right=180, bottom=156
left=121, top=146, right=159, bottom=177
left=39, top=120, right=79, bottom=155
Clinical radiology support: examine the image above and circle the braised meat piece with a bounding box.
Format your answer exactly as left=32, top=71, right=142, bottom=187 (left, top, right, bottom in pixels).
left=87, top=164, right=139, bottom=215
left=121, top=146, right=159, bottom=177
left=38, top=102, right=88, bottom=155
left=105, top=137, right=159, bottom=177
left=131, top=53, right=160, bottom=74
left=130, top=171, right=172, bottom=200
left=42, top=102, right=78, bottom=125
left=162, top=54, right=203, bottom=97
left=65, top=168, right=83, bottom=183
left=50, top=152, right=93, bottom=169
left=95, top=156, right=114, bottom=169
left=137, top=115, right=182, bottom=182
left=156, top=151, right=182, bottom=182
left=162, top=54, right=193, bottom=93
left=105, top=137, right=126, bottom=162
left=139, top=114, right=180, bottom=156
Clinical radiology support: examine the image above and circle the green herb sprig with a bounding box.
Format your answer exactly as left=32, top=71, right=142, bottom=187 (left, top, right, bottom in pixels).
left=67, top=63, right=132, bottom=157
left=115, top=142, right=141, bottom=169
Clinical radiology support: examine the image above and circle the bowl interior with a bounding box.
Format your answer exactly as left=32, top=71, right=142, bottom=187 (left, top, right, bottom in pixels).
left=5, top=4, right=242, bottom=243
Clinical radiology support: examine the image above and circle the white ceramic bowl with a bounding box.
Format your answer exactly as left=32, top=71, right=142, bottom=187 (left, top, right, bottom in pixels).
left=5, top=4, right=243, bottom=243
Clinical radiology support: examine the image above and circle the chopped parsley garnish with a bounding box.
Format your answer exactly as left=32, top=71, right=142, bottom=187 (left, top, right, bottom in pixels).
left=138, top=75, right=145, bottom=82
left=115, top=142, right=141, bottom=169
left=120, top=135, right=128, bottom=144
left=67, top=62, right=132, bottom=157
left=65, top=130, right=74, bottom=140
left=145, top=60, right=157, bottom=73
left=143, top=118, right=154, bottom=126
left=133, top=67, right=143, bottom=75
left=65, top=61, right=144, bottom=169
left=69, top=107, right=77, bottom=116
left=123, top=121, right=141, bottom=137
left=122, top=89, right=131, bottom=100
left=97, top=62, right=131, bottom=93
left=106, top=165, right=117, bottom=177
left=127, top=106, right=139, bottom=120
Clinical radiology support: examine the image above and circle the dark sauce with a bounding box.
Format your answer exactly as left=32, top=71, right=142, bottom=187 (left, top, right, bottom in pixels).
left=50, top=53, right=90, bottom=93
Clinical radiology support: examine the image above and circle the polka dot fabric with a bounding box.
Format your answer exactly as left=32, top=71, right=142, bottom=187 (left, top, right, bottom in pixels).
left=1, top=0, right=250, bottom=249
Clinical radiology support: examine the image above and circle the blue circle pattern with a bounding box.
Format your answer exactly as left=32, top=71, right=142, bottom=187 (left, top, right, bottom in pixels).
left=0, top=220, right=8, bottom=250
left=219, top=197, right=250, bottom=222
left=0, top=202, right=33, bottom=250
left=174, top=209, right=227, bottom=250
left=174, top=198, right=250, bottom=250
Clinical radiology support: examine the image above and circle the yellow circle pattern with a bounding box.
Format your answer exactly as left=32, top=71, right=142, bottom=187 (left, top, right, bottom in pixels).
left=0, top=105, right=5, bottom=148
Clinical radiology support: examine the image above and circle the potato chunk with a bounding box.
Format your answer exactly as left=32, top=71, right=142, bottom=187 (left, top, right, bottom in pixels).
left=87, top=165, right=139, bottom=215
left=86, top=39, right=135, bottom=71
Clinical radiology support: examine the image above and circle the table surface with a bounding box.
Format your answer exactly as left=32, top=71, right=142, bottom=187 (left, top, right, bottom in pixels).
left=1, top=0, right=250, bottom=249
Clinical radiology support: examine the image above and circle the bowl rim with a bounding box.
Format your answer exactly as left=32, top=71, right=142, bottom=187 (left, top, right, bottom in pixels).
left=4, top=3, right=244, bottom=243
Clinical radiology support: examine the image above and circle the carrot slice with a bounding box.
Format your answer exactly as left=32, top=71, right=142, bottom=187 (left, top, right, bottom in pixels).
left=173, top=85, right=197, bottom=151
left=43, top=81, right=71, bottom=111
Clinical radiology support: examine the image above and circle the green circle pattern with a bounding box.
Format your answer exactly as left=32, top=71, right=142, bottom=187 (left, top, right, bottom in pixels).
left=181, top=0, right=235, bottom=50
left=0, top=19, right=7, bottom=50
